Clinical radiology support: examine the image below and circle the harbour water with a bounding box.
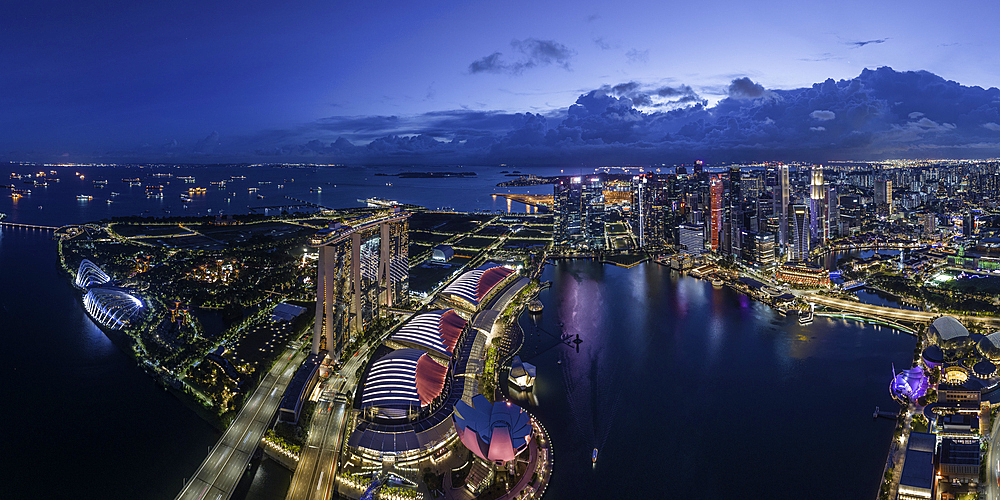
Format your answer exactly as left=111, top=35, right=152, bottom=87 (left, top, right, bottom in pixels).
left=511, top=260, right=915, bottom=499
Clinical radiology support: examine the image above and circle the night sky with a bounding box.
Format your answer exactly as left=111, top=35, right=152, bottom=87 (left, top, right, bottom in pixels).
left=3, top=0, right=1000, bottom=164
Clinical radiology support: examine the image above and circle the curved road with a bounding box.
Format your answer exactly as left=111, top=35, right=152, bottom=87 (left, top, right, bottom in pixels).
left=988, top=413, right=1000, bottom=500
left=177, top=347, right=307, bottom=500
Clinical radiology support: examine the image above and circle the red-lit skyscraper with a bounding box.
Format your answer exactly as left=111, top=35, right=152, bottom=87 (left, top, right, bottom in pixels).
left=710, top=176, right=723, bottom=251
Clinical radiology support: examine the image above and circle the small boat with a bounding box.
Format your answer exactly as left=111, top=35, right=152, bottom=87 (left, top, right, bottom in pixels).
left=712, top=279, right=723, bottom=287
left=592, top=448, right=598, bottom=464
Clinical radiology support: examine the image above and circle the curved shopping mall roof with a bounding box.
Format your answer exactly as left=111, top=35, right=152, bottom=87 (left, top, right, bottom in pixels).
left=453, top=395, right=532, bottom=464
left=390, top=309, right=466, bottom=358
left=440, top=263, right=514, bottom=307
left=75, top=259, right=111, bottom=289
left=83, top=287, right=143, bottom=329
left=360, top=349, right=448, bottom=414
left=931, top=316, right=970, bottom=342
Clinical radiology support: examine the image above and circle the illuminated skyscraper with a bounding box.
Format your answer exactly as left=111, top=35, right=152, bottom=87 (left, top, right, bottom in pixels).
left=709, top=176, right=723, bottom=252
left=809, top=166, right=828, bottom=242
left=789, top=204, right=810, bottom=261
left=554, top=176, right=605, bottom=248
left=777, top=164, right=790, bottom=252
left=875, top=179, right=893, bottom=217
left=310, top=210, right=410, bottom=359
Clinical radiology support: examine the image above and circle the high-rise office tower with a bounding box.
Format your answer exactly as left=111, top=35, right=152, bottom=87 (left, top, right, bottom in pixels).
left=809, top=166, right=828, bottom=242
left=826, top=185, right=839, bottom=239
left=310, top=209, right=410, bottom=359
left=963, top=212, right=975, bottom=237
left=709, top=176, right=724, bottom=252
left=582, top=177, right=606, bottom=249
left=875, top=179, right=893, bottom=217
left=632, top=175, right=669, bottom=248
left=554, top=176, right=605, bottom=248
left=554, top=177, right=583, bottom=243
left=727, top=167, right=743, bottom=257
left=777, top=164, right=790, bottom=252
left=789, top=204, right=810, bottom=261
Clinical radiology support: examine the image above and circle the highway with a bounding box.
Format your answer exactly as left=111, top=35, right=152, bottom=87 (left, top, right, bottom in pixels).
left=988, top=412, right=1000, bottom=500
left=802, top=293, right=1000, bottom=329
left=285, top=345, right=372, bottom=500
left=177, top=347, right=308, bottom=500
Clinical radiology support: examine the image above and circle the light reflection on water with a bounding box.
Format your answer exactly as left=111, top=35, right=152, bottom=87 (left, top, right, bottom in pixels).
left=516, top=260, right=916, bottom=499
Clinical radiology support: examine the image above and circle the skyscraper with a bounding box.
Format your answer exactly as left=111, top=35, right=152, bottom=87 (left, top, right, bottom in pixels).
left=709, top=176, right=724, bottom=252
left=310, top=210, right=410, bottom=360
left=632, top=175, right=668, bottom=248
left=809, top=166, right=828, bottom=242
left=789, top=204, right=810, bottom=261
left=875, top=179, right=893, bottom=217
left=553, top=176, right=605, bottom=248
left=727, top=167, right=743, bottom=257
left=777, top=164, right=790, bottom=252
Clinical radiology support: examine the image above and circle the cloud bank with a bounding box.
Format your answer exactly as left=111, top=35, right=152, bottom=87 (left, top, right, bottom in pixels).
left=54, top=67, right=1000, bottom=165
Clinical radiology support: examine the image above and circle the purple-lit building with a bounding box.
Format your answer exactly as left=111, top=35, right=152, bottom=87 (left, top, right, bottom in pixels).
left=890, top=365, right=929, bottom=402
left=453, top=395, right=532, bottom=465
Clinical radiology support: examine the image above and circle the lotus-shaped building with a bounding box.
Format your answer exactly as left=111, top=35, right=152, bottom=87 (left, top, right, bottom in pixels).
left=453, top=395, right=532, bottom=465
left=889, top=365, right=929, bottom=402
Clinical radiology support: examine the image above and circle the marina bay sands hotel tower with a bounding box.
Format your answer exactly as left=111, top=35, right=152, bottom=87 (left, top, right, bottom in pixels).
left=309, top=209, right=410, bottom=360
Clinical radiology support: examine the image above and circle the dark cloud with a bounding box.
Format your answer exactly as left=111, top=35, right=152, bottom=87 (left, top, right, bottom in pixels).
left=593, top=37, right=612, bottom=50
left=83, top=67, right=1000, bottom=164
left=849, top=38, right=889, bottom=48
left=468, top=38, right=574, bottom=75
left=727, top=77, right=767, bottom=99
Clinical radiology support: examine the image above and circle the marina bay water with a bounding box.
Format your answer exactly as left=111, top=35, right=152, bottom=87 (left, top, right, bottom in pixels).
left=0, top=163, right=560, bottom=226
left=1, top=164, right=917, bottom=498
left=511, top=260, right=916, bottom=499
left=0, top=229, right=218, bottom=499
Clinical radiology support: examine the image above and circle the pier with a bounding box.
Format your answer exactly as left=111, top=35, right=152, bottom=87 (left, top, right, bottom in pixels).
left=0, top=222, right=59, bottom=231
left=873, top=406, right=899, bottom=420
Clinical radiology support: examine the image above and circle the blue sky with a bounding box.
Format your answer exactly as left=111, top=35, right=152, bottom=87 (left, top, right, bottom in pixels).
left=2, top=0, right=999, bottom=163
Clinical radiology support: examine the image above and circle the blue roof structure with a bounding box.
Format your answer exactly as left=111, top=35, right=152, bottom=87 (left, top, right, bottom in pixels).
left=83, top=287, right=143, bottom=329
left=75, top=259, right=111, bottom=289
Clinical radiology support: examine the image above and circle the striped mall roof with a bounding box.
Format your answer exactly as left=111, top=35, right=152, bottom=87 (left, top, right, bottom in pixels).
left=390, top=309, right=466, bottom=358
left=440, top=263, right=514, bottom=307
left=360, top=349, right=448, bottom=412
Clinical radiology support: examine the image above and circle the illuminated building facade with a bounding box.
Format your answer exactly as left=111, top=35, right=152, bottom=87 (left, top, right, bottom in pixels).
left=709, top=176, right=723, bottom=252
left=553, top=176, right=605, bottom=248
left=789, top=204, right=810, bottom=261
left=875, top=179, right=893, bottom=217
left=310, top=210, right=410, bottom=359
left=631, top=174, right=670, bottom=248
left=777, top=165, right=790, bottom=252
left=809, top=166, right=829, bottom=242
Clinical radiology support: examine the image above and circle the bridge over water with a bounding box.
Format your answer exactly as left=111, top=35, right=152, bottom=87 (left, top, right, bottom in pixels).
left=805, top=294, right=1000, bottom=329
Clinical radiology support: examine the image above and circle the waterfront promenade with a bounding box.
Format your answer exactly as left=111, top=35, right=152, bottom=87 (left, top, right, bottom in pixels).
left=176, top=346, right=307, bottom=500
